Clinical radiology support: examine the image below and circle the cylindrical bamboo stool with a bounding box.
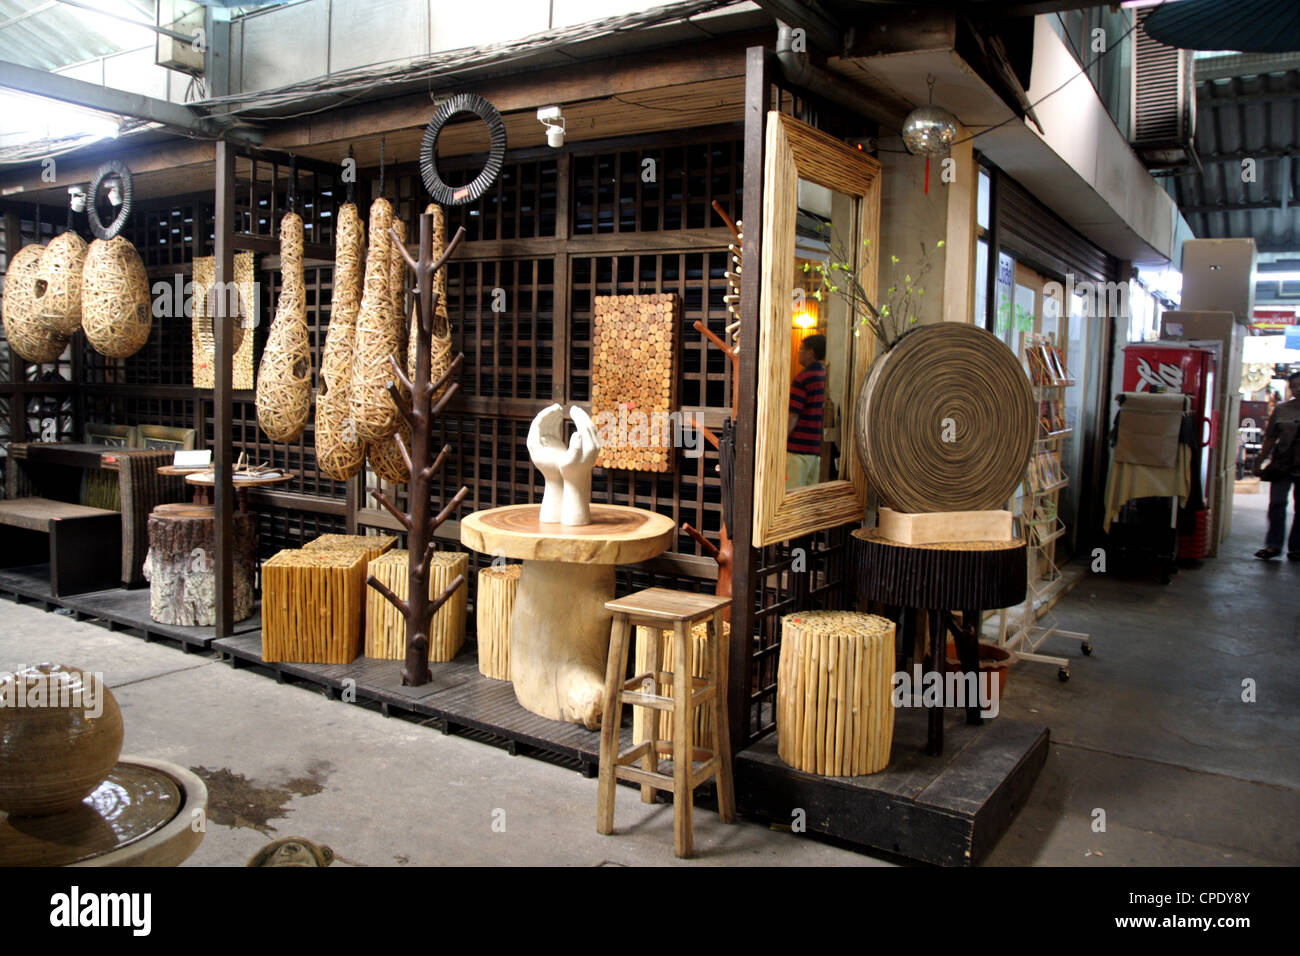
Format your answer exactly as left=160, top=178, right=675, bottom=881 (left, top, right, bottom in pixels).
left=365, top=550, right=468, bottom=661
left=476, top=564, right=520, bottom=680
left=631, top=619, right=731, bottom=751
left=777, top=611, right=896, bottom=777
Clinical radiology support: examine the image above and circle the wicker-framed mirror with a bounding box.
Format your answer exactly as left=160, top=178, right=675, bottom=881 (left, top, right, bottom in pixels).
left=752, top=112, right=882, bottom=547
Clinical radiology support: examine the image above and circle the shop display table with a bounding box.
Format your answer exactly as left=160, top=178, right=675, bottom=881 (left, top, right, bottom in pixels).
left=850, top=528, right=1026, bottom=756
left=0, top=756, right=207, bottom=866
left=461, top=504, right=675, bottom=729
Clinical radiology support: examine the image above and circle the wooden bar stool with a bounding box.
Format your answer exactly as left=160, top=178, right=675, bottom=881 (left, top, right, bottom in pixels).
left=597, top=588, right=735, bottom=858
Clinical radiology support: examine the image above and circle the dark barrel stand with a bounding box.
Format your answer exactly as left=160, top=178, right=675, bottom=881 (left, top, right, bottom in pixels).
left=850, top=528, right=1027, bottom=756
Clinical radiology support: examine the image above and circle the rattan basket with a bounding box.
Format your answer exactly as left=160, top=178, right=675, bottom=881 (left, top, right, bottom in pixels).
left=82, top=237, right=151, bottom=358
left=367, top=417, right=412, bottom=484
left=2, top=243, right=70, bottom=363
left=350, top=198, right=405, bottom=442
left=388, top=216, right=408, bottom=372
left=33, top=230, right=87, bottom=336
left=314, top=202, right=366, bottom=479
left=255, top=211, right=311, bottom=443
left=407, top=203, right=454, bottom=397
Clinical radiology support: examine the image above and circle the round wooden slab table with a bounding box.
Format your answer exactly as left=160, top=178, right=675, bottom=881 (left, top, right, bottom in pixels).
left=0, top=756, right=207, bottom=866
left=183, top=471, right=295, bottom=512
left=461, top=504, right=675, bottom=729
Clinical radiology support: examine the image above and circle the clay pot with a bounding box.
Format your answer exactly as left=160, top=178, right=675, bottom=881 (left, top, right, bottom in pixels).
left=0, top=663, right=123, bottom=816
left=945, top=641, right=1015, bottom=699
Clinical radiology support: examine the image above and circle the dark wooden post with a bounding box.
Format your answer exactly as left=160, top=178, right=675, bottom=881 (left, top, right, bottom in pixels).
left=366, top=212, right=469, bottom=686
left=728, top=45, right=771, bottom=753
left=213, top=141, right=236, bottom=638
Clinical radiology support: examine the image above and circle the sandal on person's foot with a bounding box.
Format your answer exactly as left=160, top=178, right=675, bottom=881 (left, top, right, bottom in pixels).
left=1256, top=547, right=1281, bottom=560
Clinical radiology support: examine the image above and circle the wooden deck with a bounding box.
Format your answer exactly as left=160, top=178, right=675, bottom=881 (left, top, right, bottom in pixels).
left=1, top=575, right=1045, bottom=864
left=0, top=563, right=260, bottom=652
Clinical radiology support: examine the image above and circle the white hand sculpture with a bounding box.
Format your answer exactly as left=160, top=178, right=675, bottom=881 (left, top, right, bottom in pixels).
left=526, top=403, right=567, bottom=523
left=559, top=405, right=600, bottom=526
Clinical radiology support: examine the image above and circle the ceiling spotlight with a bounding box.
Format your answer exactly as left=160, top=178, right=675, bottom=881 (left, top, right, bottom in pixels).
left=106, top=178, right=123, bottom=207
left=67, top=186, right=86, bottom=213
left=538, top=105, right=565, bottom=148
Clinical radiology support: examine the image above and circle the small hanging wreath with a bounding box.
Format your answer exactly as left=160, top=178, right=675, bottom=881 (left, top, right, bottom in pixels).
left=86, top=160, right=134, bottom=240
left=419, top=93, right=507, bottom=206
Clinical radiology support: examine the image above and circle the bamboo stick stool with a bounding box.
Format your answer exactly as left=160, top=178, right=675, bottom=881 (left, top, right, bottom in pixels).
left=777, top=611, right=897, bottom=776
left=597, top=588, right=734, bottom=859
left=476, top=564, right=520, bottom=680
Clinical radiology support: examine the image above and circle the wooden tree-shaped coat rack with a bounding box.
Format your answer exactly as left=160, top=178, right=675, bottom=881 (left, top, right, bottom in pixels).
left=366, top=211, right=470, bottom=686
left=681, top=200, right=744, bottom=608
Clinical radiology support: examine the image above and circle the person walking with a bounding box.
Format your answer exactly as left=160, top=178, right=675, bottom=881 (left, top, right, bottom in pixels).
left=787, top=334, right=827, bottom=489
left=1255, top=370, right=1300, bottom=560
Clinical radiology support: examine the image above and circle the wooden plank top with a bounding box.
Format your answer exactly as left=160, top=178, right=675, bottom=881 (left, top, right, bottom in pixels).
left=460, top=504, right=675, bottom=565
left=0, top=496, right=120, bottom=532
left=605, top=587, right=730, bottom=621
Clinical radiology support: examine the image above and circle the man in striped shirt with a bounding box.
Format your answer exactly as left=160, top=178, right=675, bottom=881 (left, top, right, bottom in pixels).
left=787, top=333, right=826, bottom=489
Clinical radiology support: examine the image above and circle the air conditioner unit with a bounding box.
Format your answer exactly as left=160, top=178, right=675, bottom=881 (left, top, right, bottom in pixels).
left=156, top=0, right=206, bottom=78
left=1131, top=7, right=1197, bottom=173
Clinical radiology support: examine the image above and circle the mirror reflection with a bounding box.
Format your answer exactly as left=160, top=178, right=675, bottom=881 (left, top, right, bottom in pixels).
left=786, top=177, right=857, bottom=491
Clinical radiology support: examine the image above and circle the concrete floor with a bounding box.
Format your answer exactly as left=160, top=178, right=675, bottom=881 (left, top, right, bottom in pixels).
left=988, top=489, right=1300, bottom=866
left=1, top=491, right=1296, bottom=865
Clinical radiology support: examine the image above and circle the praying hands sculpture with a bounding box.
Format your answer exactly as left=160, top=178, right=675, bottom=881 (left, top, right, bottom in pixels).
left=526, top=404, right=600, bottom=525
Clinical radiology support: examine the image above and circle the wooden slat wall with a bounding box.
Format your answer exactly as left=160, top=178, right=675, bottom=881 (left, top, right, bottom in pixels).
left=357, top=129, right=745, bottom=626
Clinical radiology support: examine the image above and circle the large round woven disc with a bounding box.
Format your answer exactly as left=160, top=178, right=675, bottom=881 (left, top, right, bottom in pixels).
left=855, top=323, right=1034, bottom=513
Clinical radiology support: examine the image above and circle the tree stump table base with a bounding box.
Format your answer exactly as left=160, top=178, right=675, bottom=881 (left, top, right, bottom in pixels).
left=461, top=503, right=676, bottom=729
left=144, top=504, right=255, bottom=627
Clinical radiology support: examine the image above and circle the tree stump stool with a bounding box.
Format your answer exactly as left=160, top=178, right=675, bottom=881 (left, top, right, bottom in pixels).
left=143, top=503, right=256, bottom=626
left=777, top=611, right=896, bottom=777
left=365, top=550, right=468, bottom=661
left=631, top=618, right=731, bottom=753
left=262, top=549, right=368, bottom=663
left=476, top=564, right=520, bottom=680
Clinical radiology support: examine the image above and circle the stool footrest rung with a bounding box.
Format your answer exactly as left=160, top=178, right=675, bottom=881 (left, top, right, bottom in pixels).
left=614, top=764, right=674, bottom=791
left=616, top=741, right=655, bottom=767
left=620, top=690, right=673, bottom=710
left=692, top=756, right=721, bottom=788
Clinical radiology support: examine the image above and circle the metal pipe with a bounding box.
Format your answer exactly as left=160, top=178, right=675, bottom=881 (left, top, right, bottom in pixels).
left=53, top=0, right=194, bottom=44
left=773, top=20, right=902, bottom=127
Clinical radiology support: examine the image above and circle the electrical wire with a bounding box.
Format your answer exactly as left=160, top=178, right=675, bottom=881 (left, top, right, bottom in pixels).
left=866, top=0, right=1164, bottom=153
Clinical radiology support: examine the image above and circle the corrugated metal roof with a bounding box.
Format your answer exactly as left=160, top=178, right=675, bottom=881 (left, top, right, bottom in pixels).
left=0, top=0, right=156, bottom=72
left=1144, top=0, right=1300, bottom=55
left=1171, top=65, right=1300, bottom=254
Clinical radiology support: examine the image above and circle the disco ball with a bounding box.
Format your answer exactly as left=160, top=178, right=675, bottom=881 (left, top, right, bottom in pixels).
left=901, top=105, right=958, bottom=156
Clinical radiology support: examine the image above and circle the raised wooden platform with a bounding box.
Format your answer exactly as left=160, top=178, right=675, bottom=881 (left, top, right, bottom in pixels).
left=735, top=710, right=1048, bottom=866
left=1, top=577, right=1048, bottom=865
left=213, top=632, right=613, bottom=776
left=0, top=564, right=260, bottom=652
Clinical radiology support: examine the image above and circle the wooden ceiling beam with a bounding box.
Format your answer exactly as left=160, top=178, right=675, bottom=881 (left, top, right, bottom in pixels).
left=260, top=38, right=752, bottom=153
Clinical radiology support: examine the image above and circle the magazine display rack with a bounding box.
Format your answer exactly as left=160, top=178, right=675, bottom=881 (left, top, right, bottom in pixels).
left=999, top=333, right=1091, bottom=681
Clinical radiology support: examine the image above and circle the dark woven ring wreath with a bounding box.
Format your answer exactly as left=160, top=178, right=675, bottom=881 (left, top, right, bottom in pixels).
left=854, top=322, right=1035, bottom=514
left=86, top=160, right=134, bottom=240
left=419, top=93, right=507, bottom=206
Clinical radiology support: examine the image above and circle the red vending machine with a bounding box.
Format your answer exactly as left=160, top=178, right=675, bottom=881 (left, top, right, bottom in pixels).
left=1121, top=343, right=1219, bottom=558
